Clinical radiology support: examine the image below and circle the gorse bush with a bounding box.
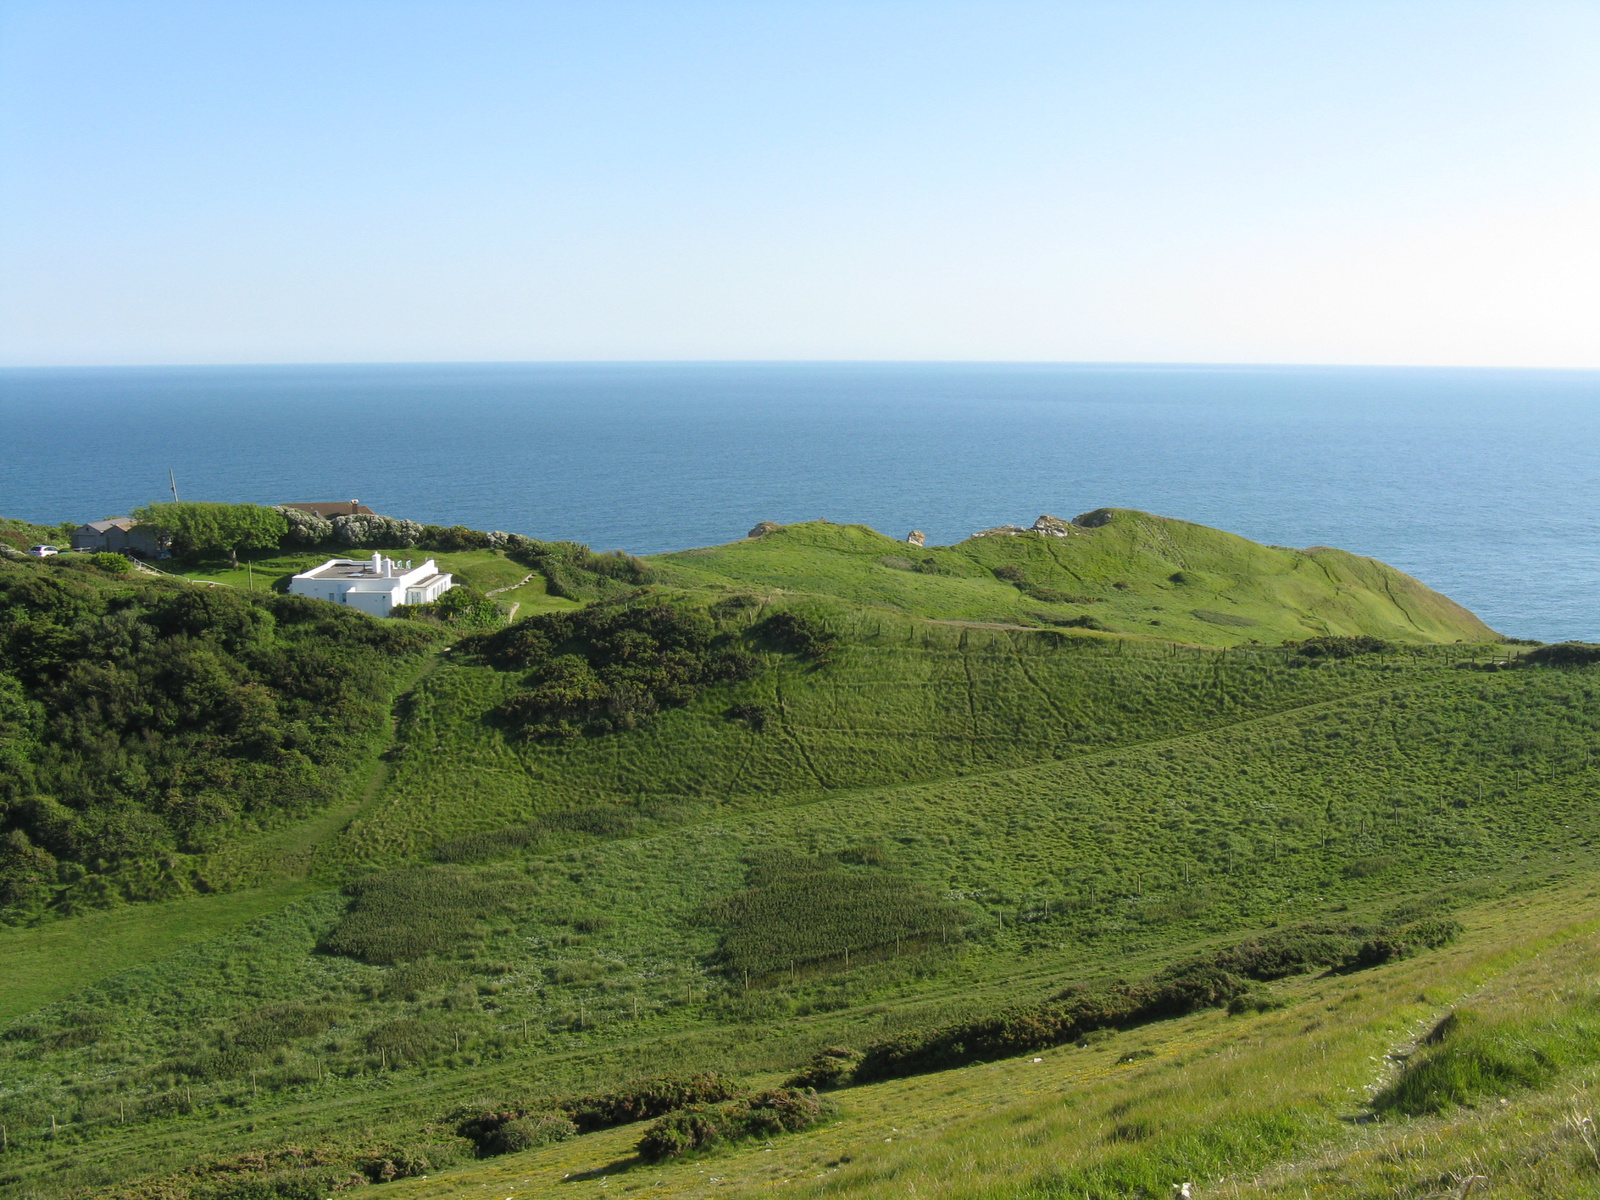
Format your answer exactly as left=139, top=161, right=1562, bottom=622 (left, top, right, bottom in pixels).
left=456, top=1073, right=743, bottom=1156
left=635, top=1088, right=835, bottom=1161
left=854, top=919, right=1462, bottom=1082
left=707, top=850, right=967, bottom=978
left=783, top=1046, right=863, bottom=1090
left=1293, top=634, right=1391, bottom=658
left=466, top=602, right=757, bottom=739
left=752, top=611, right=836, bottom=662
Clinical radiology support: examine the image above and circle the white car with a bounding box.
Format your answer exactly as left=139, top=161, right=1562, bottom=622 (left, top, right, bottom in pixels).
left=27, top=545, right=59, bottom=557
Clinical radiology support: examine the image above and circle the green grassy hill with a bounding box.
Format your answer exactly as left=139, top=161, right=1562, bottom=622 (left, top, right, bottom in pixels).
left=5, top=508, right=1589, bottom=1200
left=653, top=509, right=1496, bottom=645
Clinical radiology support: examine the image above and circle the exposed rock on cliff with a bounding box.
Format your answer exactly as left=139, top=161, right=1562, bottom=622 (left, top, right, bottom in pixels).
left=906, top=530, right=925, bottom=547
left=747, top=521, right=782, bottom=539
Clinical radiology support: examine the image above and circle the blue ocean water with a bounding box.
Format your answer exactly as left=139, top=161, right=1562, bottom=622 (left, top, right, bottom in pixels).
left=2, top=362, right=1598, bottom=641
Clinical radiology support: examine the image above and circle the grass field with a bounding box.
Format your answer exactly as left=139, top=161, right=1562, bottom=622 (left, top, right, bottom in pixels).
left=0, top=509, right=1580, bottom=1200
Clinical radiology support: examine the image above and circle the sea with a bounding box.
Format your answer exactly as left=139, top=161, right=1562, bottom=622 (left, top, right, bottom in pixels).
left=2, top=362, right=1598, bottom=642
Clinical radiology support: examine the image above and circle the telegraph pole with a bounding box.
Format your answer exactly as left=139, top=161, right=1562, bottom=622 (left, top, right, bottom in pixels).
left=168, top=469, right=179, bottom=503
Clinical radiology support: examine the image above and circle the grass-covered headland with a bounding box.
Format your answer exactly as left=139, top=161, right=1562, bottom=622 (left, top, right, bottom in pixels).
left=7, top=505, right=1600, bottom=1199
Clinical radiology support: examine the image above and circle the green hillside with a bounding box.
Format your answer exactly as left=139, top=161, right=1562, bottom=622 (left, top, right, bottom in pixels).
left=653, top=509, right=1497, bottom=645
left=7, top=507, right=1595, bottom=1200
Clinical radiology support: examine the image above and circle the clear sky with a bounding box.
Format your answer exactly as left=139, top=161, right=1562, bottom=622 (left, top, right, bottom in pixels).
left=2, top=1, right=1597, bottom=367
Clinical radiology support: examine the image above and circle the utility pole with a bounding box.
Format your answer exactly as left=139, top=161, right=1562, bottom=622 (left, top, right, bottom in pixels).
left=168, top=468, right=179, bottom=503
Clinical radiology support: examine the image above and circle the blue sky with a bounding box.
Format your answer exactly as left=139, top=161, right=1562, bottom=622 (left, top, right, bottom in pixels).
left=2, top=1, right=1597, bottom=366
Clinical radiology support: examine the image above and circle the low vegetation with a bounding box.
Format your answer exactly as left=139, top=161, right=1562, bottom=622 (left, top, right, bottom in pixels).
left=0, top=505, right=1587, bottom=1200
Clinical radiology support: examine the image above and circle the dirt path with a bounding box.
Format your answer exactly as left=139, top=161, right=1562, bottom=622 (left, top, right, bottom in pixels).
left=487, top=571, right=538, bottom=596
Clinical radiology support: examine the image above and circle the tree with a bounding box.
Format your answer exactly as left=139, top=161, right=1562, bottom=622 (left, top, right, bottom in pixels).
left=131, top=502, right=288, bottom=566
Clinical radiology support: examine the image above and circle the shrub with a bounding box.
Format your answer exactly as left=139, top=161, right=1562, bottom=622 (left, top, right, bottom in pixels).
left=784, top=1046, right=862, bottom=1090
left=456, top=1073, right=743, bottom=1156
left=331, top=513, right=424, bottom=549
left=274, top=505, right=333, bottom=547
left=485, top=1113, right=576, bottom=1154
left=394, top=584, right=501, bottom=628
left=88, top=552, right=131, bottom=574
left=468, top=602, right=758, bottom=739
left=726, top=703, right=768, bottom=731
left=1522, top=641, right=1600, bottom=667
left=635, top=1088, right=834, bottom=1162
left=1293, top=635, right=1390, bottom=658
left=753, top=611, right=836, bottom=662
left=566, top=1072, right=745, bottom=1132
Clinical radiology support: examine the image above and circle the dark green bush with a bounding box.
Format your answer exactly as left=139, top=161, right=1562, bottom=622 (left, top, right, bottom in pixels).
left=855, top=919, right=1462, bottom=1082
left=783, top=1046, right=862, bottom=1090
left=635, top=1088, right=834, bottom=1162
left=1522, top=642, right=1600, bottom=667
left=456, top=1073, right=743, bottom=1156
left=0, top=565, right=435, bottom=918
left=393, top=584, right=502, bottom=628
left=485, top=1113, right=575, bottom=1154
left=467, top=602, right=758, bottom=739
left=1293, top=635, right=1391, bottom=658
left=753, top=611, right=836, bottom=662
left=726, top=703, right=768, bottom=731
left=566, top=1072, right=745, bottom=1132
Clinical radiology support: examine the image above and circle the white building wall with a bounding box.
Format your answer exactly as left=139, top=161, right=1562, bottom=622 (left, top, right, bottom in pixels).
left=289, top=556, right=454, bottom=617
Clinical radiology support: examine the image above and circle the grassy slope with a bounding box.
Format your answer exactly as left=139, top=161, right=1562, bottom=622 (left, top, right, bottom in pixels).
left=0, top=511, right=1549, bottom=1199
left=384, top=870, right=1600, bottom=1200
left=8, top=642, right=1599, bottom=1197
left=652, top=510, right=1497, bottom=645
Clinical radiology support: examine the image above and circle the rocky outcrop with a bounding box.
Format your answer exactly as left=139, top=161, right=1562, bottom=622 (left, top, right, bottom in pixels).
left=747, top=521, right=782, bottom=539
left=906, top=530, right=925, bottom=547
left=1072, top=509, right=1115, bottom=528
left=971, top=514, right=1090, bottom=539
left=1031, top=515, right=1078, bottom=537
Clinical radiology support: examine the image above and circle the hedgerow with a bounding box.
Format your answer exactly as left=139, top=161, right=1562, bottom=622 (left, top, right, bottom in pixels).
left=635, top=1088, right=834, bottom=1161
left=854, top=919, right=1462, bottom=1082
left=455, top=1073, right=743, bottom=1156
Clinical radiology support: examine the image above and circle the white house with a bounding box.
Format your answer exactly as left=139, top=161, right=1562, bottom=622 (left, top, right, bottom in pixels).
left=289, top=552, right=455, bottom=617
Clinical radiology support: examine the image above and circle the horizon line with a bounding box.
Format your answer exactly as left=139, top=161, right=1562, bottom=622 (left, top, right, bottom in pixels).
left=4, top=358, right=1600, bottom=374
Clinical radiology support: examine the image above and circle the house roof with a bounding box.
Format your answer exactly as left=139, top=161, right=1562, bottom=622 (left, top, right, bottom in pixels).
left=78, top=518, right=138, bottom=533
left=281, top=502, right=375, bottom=518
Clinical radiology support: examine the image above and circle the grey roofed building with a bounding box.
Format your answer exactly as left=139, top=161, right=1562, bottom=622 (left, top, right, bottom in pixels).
left=70, top=518, right=164, bottom=557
